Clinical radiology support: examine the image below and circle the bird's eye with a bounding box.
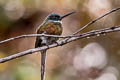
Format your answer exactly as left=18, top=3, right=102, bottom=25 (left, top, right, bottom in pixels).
left=55, top=16, right=60, bottom=19
left=55, top=16, right=58, bottom=18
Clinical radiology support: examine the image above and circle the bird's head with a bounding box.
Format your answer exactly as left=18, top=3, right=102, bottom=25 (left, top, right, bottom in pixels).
left=46, top=11, right=75, bottom=22
left=47, top=13, right=61, bottom=21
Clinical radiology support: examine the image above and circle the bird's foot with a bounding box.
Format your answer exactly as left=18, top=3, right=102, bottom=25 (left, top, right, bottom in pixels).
left=55, top=41, right=64, bottom=46
left=55, top=41, right=60, bottom=46
left=46, top=44, right=50, bottom=49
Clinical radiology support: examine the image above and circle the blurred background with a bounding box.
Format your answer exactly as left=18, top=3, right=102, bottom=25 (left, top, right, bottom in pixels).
left=0, top=0, right=120, bottom=80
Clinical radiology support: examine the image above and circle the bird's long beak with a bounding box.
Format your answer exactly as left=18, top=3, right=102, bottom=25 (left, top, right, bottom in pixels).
left=61, top=11, right=75, bottom=20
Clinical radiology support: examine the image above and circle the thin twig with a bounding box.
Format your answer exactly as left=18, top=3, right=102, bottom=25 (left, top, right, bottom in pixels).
left=0, top=34, right=72, bottom=45
left=62, top=7, right=120, bottom=43
left=0, top=33, right=101, bottom=45
left=0, top=25, right=120, bottom=63
left=72, top=7, right=120, bottom=35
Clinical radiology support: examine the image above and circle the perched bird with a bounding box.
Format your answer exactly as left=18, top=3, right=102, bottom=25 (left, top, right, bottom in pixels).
left=35, top=11, right=75, bottom=80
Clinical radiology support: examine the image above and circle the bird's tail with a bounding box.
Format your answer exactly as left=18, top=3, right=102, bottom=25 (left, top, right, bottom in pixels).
left=41, top=50, right=47, bottom=80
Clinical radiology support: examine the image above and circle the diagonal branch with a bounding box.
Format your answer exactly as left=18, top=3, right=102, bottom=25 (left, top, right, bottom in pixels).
left=72, top=7, right=120, bottom=35
left=0, top=25, right=120, bottom=63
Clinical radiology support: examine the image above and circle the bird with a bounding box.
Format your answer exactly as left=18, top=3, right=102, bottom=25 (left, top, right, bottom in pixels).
left=35, top=11, right=75, bottom=80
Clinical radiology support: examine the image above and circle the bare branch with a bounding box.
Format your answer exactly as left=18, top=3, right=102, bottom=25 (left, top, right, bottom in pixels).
left=0, top=34, right=73, bottom=45
left=0, top=25, right=120, bottom=63
left=73, top=7, right=120, bottom=35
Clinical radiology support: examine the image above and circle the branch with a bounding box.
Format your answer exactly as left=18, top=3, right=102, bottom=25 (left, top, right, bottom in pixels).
left=0, top=25, right=120, bottom=63
left=0, top=34, right=74, bottom=45
left=72, top=7, right=120, bottom=35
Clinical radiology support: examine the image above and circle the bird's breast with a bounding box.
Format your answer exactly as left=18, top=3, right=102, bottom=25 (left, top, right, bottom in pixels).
left=39, top=22, right=62, bottom=35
